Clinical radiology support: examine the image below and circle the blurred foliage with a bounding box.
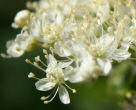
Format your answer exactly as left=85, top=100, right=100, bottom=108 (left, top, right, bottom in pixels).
left=0, top=0, right=136, bottom=110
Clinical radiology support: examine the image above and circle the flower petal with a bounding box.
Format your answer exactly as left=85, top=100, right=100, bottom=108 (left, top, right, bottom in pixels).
left=64, top=66, right=85, bottom=83
left=35, top=78, right=56, bottom=91
left=97, top=58, right=112, bottom=75
left=58, top=61, right=73, bottom=69
left=120, top=37, right=134, bottom=51
left=59, top=85, right=70, bottom=104
left=112, top=49, right=131, bottom=61
left=6, top=40, right=24, bottom=57
left=54, top=42, right=71, bottom=57
left=48, top=54, right=57, bottom=67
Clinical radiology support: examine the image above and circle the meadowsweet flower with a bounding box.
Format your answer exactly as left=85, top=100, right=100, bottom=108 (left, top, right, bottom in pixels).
left=2, top=0, right=136, bottom=105
left=26, top=54, right=75, bottom=104
left=64, top=55, right=101, bottom=83
left=12, top=10, right=31, bottom=28
left=6, top=40, right=24, bottom=57
left=5, top=31, right=38, bottom=57
left=88, top=34, right=131, bottom=74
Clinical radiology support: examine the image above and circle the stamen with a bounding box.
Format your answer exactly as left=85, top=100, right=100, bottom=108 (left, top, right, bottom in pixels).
left=45, top=55, right=48, bottom=59
left=28, top=72, right=39, bottom=80
left=41, top=96, right=46, bottom=101
left=34, top=62, right=46, bottom=72
left=43, top=49, right=48, bottom=55
left=35, top=56, right=40, bottom=62
left=39, top=60, right=47, bottom=67
left=0, top=53, right=12, bottom=58
left=41, top=86, right=57, bottom=101
left=43, top=87, right=59, bottom=104
left=35, top=56, right=47, bottom=67
left=25, top=59, right=31, bottom=63
left=28, top=72, right=35, bottom=78
left=25, top=59, right=46, bottom=72
left=43, top=101, right=48, bottom=104
left=64, top=83, right=76, bottom=93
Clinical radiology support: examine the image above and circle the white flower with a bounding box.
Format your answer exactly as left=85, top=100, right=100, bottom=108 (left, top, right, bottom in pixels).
left=27, top=54, right=75, bottom=104
left=3, top=0, right=136, bottom=105
left=6, top=40, right=24, bottom=57
left=56, top=40, right=102, bottom=82
left=88, top=35, right=131, bottom=74
left=6, top=31, right=37, bottom=57
left=65, top=55, right=101, bottom=83
left=12, top=10, right=31, bottom=28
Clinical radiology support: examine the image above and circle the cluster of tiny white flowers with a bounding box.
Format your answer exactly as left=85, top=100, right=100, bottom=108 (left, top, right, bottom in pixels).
left=2, top=0, right=136, bottom=104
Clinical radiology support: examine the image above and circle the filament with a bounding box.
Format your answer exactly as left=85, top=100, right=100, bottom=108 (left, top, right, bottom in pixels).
left=42, top=86, right=58, bottom=100
left=64, top=83, right=76, bottom=93
left=44, top=86, right=59, bottom=104
left=26, top=59, right=46, bottom=72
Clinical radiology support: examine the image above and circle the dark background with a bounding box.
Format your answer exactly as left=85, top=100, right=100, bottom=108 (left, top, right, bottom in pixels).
left=0, top=0, right=122, bottom=110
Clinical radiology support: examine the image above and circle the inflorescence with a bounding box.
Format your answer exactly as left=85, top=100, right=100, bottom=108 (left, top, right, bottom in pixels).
left=1, top=0, right=136, bottom=104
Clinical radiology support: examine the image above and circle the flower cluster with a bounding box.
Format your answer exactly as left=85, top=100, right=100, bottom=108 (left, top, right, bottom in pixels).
left=2, top=0, right=136, bottom=104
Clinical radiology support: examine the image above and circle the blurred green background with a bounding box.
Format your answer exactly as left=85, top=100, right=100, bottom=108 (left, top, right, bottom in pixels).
left=0, top=0, right=125, bottom=110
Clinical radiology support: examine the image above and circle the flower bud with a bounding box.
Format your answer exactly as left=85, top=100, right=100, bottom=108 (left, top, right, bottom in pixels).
left=12, top=10, right=30, bottom=28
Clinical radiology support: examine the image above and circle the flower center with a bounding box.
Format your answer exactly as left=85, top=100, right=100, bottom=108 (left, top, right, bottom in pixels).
left=46, top=67, right=65, bottom=84
left=88, top=44, right=106, bottom=58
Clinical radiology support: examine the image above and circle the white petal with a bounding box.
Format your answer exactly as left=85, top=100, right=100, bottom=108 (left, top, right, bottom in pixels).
left=101, top=35, right=115, bottom=47
left=35, top=78, right=56, bottom=91
left=58, top=61, right=73, bottom=69
left=6, top=40, right=24, bottom=57
left=68, top=73, right=85, bottom=83
left=48, top=54, right=57, bottom=67
left=65, top=56, right=98, bottom=83
left=97, top=58, right=112, bottom=75
left=112, top=49, right=131, bottom=61
left=54, top=43, right=71, bottom=57
left=59, top=85, right=70, bottom=104
left=64, top=66, right=85, bottom=83
left=64, top=66, right=74, bottom=81
left=120, top=37, right=133, bottom=50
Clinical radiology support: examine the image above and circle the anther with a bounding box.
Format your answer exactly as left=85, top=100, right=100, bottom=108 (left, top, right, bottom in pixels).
left=28, top=72, right=35, bottom=78
left=64, top=83, right=77, bottom=94
left=43, top=49, right=48, bottom=55
left=45, top=55, right=48, bottom=59
left=35, top=56, right=40, bottom=62
left=34, top=62, right=39, bottom=66
left=26, top=58, right=32, bottom=63
left=41, top=96, right=46, bottom=101
left=1, top=53, right=6, bottom=58
left=0, top=53, right=11, bottom=58
left=72, top=89, right=76, bottom=94
left=44, top=101, right=49, bottom=104
left=0, top=53, right=6, bottom=58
